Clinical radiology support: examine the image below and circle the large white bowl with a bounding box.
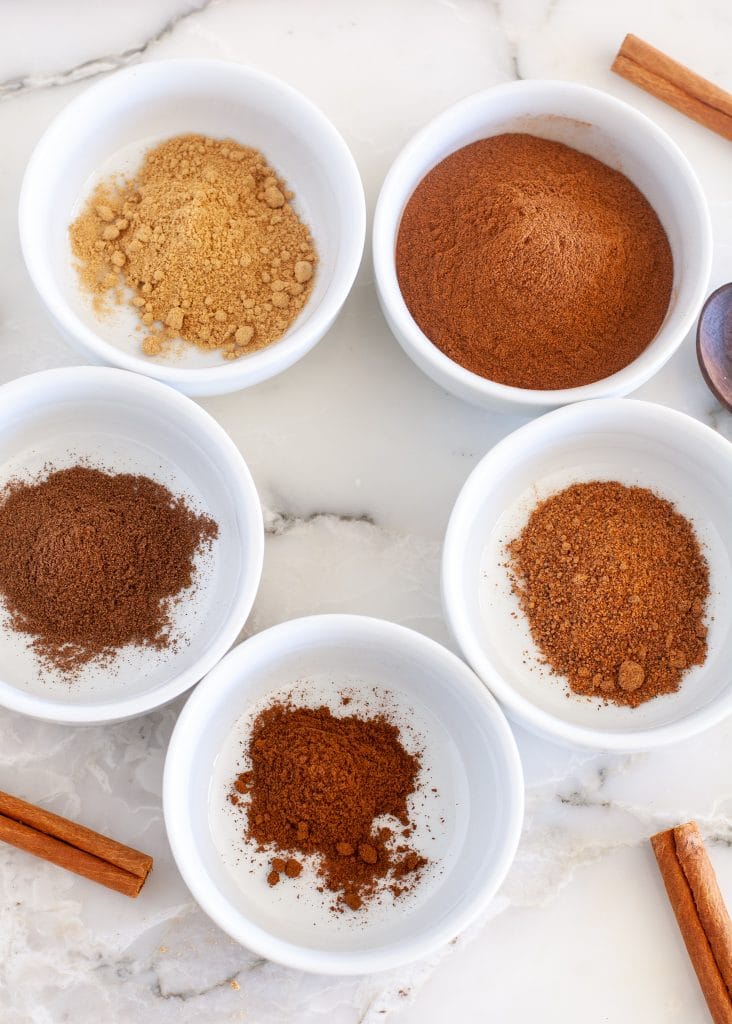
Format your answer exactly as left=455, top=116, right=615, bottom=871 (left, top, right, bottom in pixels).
left=19, top=60, right=366, bottom=397
left=164, top=615, right=524, bottom=974
left=373, top=80, right=712, bottom=413
left=442, top=399, right=732, bottom=750
left=0, top=367, right=263, bottom=724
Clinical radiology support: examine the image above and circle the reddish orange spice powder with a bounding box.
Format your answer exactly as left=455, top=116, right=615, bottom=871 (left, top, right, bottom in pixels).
left=396, top=134, right=673, bottom=390
left=507, top=481, right=709, bottom=707
left=232, top=702, right=427, bottom=911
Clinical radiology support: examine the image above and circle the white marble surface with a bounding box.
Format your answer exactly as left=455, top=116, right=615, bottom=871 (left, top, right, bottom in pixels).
left=1, top=1, right=732, bottom=1021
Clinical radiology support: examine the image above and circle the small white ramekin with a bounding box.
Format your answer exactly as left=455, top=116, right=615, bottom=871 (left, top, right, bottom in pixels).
left=164, top=615, right=524, bottom=974
left=19, top=60, right=366, bottom=398
left=442, top=399, right=732, bottom=751
left=373, top=80, right=712, bottom=413
left=0, top=366, right=264, bottom=724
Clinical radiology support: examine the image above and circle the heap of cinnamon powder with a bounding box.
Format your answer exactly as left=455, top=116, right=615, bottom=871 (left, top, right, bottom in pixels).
left=0, top=465, right=218, bottom=673
left=506, top=481, right=709, bottom=707
left=231, top=702, right=427, bottom=911
left=396, top=133, right=673, bottom=390
left=70, top=134, right=317, bottom=360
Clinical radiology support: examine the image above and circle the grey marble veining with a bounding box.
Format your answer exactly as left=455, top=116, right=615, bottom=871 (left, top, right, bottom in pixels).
left=0, top=2, right=213, bottom=99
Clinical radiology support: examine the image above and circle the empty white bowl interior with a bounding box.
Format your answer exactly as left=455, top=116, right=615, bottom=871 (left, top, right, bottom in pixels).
left=166, top=619, right=522, bottom=970
left=444, top=401, right=732, bottom=743
left=0, top=370, right=259, bottom=711
left=23, top=61, right=359, bottom=372
left=376, top=82, right=709, bottom=398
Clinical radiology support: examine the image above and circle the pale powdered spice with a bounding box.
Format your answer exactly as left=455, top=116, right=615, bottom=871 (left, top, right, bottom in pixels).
left=69, top=134, right=317, bottom=360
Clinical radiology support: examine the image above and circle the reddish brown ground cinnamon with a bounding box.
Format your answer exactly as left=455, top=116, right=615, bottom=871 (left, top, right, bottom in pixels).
left=506, top=481, right=709, bottom=707
left=395, top=133, right=673, bottom=390
left=0, top=465, right=218, bottom=673
left=232, top=702, right=426, bottom=911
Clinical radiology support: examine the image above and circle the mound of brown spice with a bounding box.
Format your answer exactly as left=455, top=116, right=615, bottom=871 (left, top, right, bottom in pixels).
left=70, top=134, right=317, bottom=361
left=0, top=465, right=218, bottom=674
left=231, top=702, right=427, bottom=912
left=396, top=133, right=673, bottom=390
left=506, top=481, right=709, bottom=707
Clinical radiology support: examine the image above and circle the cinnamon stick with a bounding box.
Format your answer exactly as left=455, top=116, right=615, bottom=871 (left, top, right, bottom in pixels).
left=651, top=822, right=732, bottom=1024
left=612, top=34, right=732, bottom=142
left=0, top=790, right=152, bottom=898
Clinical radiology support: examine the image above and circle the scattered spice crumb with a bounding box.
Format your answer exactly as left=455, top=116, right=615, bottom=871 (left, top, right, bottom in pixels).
left=284, top=858, right=302, bottom=878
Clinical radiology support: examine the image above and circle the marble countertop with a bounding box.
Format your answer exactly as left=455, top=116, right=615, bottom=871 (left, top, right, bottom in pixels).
left=2, top=1, right=732, bottom=1021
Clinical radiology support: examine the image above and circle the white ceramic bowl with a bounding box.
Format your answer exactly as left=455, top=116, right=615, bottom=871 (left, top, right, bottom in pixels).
left=0, top=366, right=263, bottom=724
left=442, top=399, right=732, bottom=750
left=164, top=615, right=523, bottom=974
left=19, top=59, right=366, bottom=397
left=373, top=80, right=712, bottom=413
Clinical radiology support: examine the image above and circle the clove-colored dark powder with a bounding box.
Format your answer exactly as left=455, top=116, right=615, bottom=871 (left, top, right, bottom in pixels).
left=232, top=702, right=427, bottom=911
left=506, top=481, right=709, bottom=707
left=396, top=133, right=673, bottom=390
left=0, top=465, right=218, bottom=673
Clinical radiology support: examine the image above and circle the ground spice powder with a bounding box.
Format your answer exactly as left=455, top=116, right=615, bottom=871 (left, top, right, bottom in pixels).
left=396, top=133, right=673, bottom=390
left=232, top=703, right=426, bottom=911
left=0, top=466, right=218, bottom=673
left=70, top=134, right=317, bottom=360
left=506, top=481, right=709, bottom=707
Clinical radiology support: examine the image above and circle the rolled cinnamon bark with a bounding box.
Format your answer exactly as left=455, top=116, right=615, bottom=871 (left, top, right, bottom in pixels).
left=652, top=822, right=732, bottom=1024
left=612, top=35, right=732, bottom=141
left=674, top=824, right=732, bottom=994
left=0, top=790, right=152, bottom=898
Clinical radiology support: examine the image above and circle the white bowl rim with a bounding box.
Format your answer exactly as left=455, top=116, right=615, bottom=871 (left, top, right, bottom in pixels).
left=0, top=365, right=264, bottom=724
left=163, top=613, right=525, bottom=974
left=19, top=58, right=366, bottom=394
left=442, top=397, right=732, bottom=751
left=373, top=79, right=713, bottom=407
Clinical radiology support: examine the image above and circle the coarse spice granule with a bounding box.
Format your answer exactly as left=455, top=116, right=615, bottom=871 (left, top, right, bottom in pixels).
left=231, top=702, right=427, bottom=912
left=506, top=481, right=709, bottom=708
left=69, top=134, right=317, bottom=361
left=0, top=465, right=218, bottom=674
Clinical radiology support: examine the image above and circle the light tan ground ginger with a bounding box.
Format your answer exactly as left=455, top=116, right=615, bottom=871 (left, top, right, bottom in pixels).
left=69, top=134, right=317, bottom=360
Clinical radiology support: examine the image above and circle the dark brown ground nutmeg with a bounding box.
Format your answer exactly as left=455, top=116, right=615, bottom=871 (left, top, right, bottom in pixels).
left=233, top=702, right=427, bottom=911
left=506, top=481, right=709, bottom=708
left=0, top=465, right=218, bottom=674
